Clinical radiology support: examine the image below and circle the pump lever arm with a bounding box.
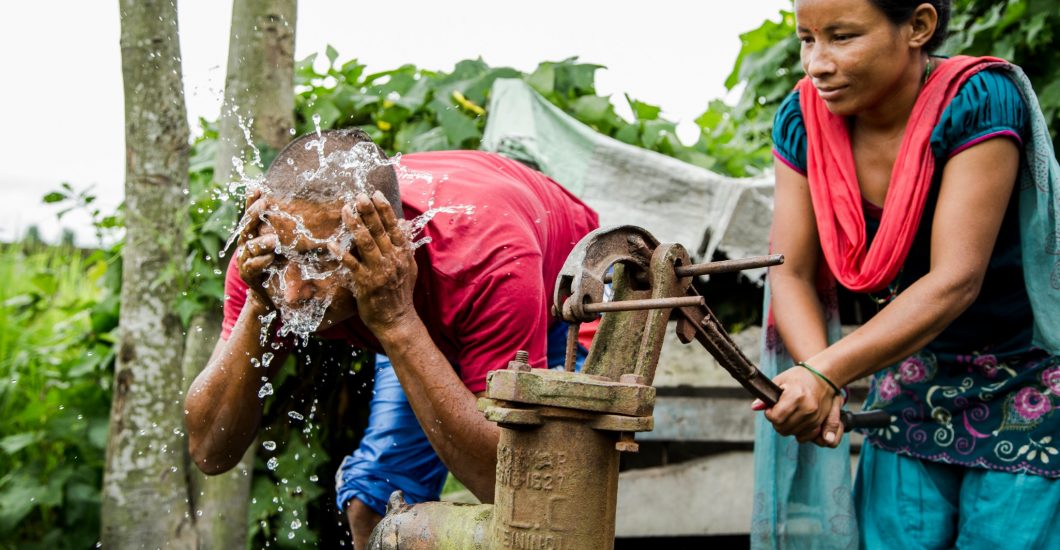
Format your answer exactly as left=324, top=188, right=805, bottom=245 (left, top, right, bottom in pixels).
left=674, top=300, right=889, bottom=431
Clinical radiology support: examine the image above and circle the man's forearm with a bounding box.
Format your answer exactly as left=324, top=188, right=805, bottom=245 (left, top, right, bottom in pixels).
left=374, top=315, right=500, bottom=503
left=185, top=296, right=284, bottom=474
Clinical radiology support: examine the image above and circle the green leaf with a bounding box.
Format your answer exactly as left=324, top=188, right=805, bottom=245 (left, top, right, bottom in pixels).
left=325, top=44, right=339, bottom=67
left=393, top=120, right=434, bottom=152
left=392, top=77, right=433, bottom=111
left=339, top=58, right=365, bottom=84
left=174, top=297, right=200, bottom=327
left=461, top=67, right=523, bottom=105
left=31, top=273, right=58, bottom=296
left=294, top=53, right=320, bottom=85
left=431, top=99, right=481, bottom=147
left=626, top=94, right=662, bottom=121
left=0, top=472, right=49, bottom=531
left=0, top=432, right=44, bottom=454
left=553, top=58, right=603, bottom=96
left=527, top=63, right=556, bottom=96
left=407, top=126, right=450, bottom=152
left=87, top=419, right=109, bottom=451
left=42, top=192, right=65, bottom=204
left=614, top=124, right=641, bottom=145
left=571, top=96, right=613, bottom=124
left=2, top=294, right=37, bottom=310
left=306, top=98, right=343, bottom=130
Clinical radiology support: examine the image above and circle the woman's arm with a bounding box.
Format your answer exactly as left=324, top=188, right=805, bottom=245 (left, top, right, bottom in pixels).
left=764, top=137, right=1021, bottom=445
left=760, top=160, right=842, bottom=443
left=770, top=161, right=830, bottom=361
left=812, top=138, right=1020, bottom=382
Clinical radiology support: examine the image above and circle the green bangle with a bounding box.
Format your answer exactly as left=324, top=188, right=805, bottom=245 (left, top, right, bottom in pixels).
left=796, top=361, right=842, bottom=397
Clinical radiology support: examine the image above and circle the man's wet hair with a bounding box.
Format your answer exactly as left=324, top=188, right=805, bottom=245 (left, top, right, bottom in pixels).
left=264, top=128, right=403, bottom=218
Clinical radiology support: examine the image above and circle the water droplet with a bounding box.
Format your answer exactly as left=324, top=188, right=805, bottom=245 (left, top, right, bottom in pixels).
left=258, top=382, right=274, bottom=398
left=290, top=519, right=302, bottom=530
left=309, top=474, right=319, bottom=482
left=288, top=411, right=304, bottom=421
left=267, top=457, right=279, bottom=470
left=262, top=440, right=276, bottom=451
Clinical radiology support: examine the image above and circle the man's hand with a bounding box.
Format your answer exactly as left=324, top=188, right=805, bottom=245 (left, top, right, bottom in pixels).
left=236, top=189, right=278, bottom=307
left=752, top=366, right=838, bottom=445
left=328, top=191, right=418, bottom=333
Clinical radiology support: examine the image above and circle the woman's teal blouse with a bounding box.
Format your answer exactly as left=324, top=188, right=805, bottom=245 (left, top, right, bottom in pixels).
left=771, top=70, right=1060, bottom=477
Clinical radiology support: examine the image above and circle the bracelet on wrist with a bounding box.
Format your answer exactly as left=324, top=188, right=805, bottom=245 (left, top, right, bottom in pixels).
left=795, top=361, right=842, bottom=397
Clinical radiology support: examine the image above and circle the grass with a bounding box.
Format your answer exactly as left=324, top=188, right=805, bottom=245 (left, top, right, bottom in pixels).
left=0, top=241, right=118, bottom=549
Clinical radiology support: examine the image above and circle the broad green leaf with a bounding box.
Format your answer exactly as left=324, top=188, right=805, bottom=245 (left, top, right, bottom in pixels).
left=31, top=273, right=58, bottom=296
left=0, top=432, right=44, bottom=454
left=571, top=96, right=613, bottom=124
left=294, top=53, right=320, bottom=85
left=0, top=472, right=49, bottom=531
left=407, top=126, right=450, bottom=153
left=614, top=124, right=641, bottom=145
left=307, top=98, right=343, bottom=130
left=527, top=63, right=556, bottom=96
left=626, top=95, right=662, bottom=121
left=431, top=99, right=481, bottom=146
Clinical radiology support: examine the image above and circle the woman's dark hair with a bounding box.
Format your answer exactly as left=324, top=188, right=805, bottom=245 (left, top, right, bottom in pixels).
left=868, top=0, right=951, bottom=53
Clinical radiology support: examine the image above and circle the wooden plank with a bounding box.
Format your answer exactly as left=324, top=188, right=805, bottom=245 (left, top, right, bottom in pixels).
left=616, top=452, right=754, bottom=536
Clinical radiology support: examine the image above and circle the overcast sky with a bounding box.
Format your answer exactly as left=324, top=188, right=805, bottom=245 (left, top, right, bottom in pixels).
left=0, top=0, right=790, bottom=245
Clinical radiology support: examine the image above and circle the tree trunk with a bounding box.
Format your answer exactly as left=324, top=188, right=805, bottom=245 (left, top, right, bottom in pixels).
left=180, top=1, right=296, bottom=548
left=102, top=0, right=195, bottom=547
left=216, top=0, right=298, bottom=169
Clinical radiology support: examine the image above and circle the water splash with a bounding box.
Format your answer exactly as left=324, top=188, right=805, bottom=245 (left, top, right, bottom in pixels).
left=274, top=291, right=334, bottom=342
left=402, top=196, right=475, bottom=250
left=258, top=310, right=277, bottom=346
left=218, top=122, right=477, bottom=345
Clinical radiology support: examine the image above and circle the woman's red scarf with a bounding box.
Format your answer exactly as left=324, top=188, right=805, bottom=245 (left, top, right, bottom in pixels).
left=798, top=55, right=1008, bottom=293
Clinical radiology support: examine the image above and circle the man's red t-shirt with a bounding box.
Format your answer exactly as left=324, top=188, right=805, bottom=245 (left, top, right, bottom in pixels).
left=222, top=150, right=599, bottom=393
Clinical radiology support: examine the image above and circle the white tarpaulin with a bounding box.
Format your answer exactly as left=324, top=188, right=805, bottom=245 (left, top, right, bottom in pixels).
left=480, top=79, right=775, bottom=282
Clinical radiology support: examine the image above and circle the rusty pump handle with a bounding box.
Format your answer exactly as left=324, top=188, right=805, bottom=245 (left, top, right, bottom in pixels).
left=555, top=225, right=889, bottom=432
left=673, top=301, right=889, bottom=431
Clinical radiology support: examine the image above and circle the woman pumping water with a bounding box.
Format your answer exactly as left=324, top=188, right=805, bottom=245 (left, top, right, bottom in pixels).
left=752, top=0, right=1060, bottom=547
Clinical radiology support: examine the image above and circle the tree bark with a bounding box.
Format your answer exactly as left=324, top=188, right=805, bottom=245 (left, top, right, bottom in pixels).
left=216, top=0, right=298, bottom=169
left=180, top=1, right=296, bottom=548
left=102, top=0, right=195, bottom=546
